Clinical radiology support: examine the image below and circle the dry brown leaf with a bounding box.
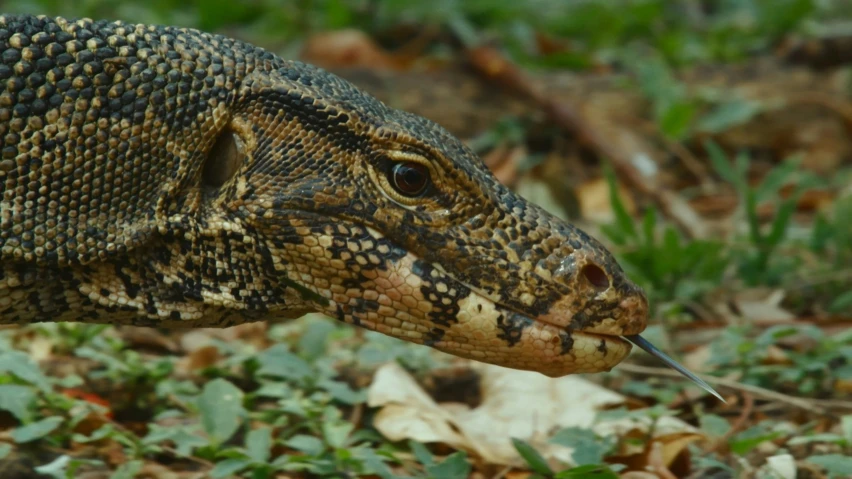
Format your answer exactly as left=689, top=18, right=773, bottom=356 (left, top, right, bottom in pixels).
left=180, top=330, right=223, bottom=353
left=620, top=472, right=660, bottom=479
left=610, top=432, right=701, bottom=477
left=368, top=362, right=701, bottom=468
left=367, top=362, right=472, bottom=453
left=176, top=345, right=222, bottom=374
left=835, top=378, right=852, bottom=394
left=733, top=289, right=796, bottom=323
left=481, top=144, right=527, bottom=187
left=763, top=345, right=793, bottom=365
left=646, top=441, right=677, bottom=479
left=505, top=472, right=535, bottom=479
left=117, top=326, right=179, bottom=352
left=300, top=30, right=401, bottom=70
left=576, top=176, right=637, bottom=223
left=653, top=433, right=704, bottom=468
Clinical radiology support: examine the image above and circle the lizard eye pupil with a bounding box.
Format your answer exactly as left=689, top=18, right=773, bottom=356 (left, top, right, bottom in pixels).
left=390, top=162, right=430, bottom=197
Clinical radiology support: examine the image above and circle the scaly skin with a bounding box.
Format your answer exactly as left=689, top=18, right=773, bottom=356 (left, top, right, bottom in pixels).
left=0, top=15, right=648, bottom=377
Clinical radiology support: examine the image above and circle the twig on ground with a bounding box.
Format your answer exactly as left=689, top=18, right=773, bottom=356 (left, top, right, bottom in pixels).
left=465, top=45, right=708, bottom=238
left=785, top=92, right=852, bottom=133
left=712, top=392, right=754, bottom=453
left=348, top=403, right=364, bottom=429
left=630, top=117, right=714, bottom=191
left=106, top=417, right=215, bottom=469
left=617, top=363, right=852, bottom=416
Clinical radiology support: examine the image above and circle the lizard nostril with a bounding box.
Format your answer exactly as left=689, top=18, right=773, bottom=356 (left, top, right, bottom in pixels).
left=581, top=264, right=610, bottom=291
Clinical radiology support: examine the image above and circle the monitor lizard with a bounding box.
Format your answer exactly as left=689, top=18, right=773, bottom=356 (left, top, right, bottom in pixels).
left=0, top=14, right=656, bottom=379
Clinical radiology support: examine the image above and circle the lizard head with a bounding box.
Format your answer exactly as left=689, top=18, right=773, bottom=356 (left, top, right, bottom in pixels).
left=207, top=62, right=648, bottom=377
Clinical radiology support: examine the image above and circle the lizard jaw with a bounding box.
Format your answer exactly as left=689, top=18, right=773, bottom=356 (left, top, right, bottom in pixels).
left=306, top=241, right=635, bottom=377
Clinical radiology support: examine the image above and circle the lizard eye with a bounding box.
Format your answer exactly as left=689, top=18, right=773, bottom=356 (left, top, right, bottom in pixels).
left=389, top=162, right=430, bottom=197
left=203, top=128, right=244, bottom=189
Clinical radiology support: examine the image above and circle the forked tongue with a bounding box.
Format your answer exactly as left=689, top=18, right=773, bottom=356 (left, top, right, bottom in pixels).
left=624, top=335, right=726, bottom=402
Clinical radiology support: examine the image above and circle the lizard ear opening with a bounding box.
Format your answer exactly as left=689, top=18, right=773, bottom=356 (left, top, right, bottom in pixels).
left=202, top=128, right=245, bottom=188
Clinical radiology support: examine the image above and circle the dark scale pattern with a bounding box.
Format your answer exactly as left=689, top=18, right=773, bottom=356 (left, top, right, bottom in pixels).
left=1, top=14, right=650, bottom=377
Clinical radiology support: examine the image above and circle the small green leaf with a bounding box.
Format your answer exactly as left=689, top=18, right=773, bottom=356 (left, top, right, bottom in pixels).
left=788, top=433, right=846, bottom=446
left=254, top=382, right=292, bottom=399
left=256, top=345, right=313, bottom=381
left=807, top=454, right=852, bottom=478
left=110, top=460, right=144, bottom=479
left=512, top=438, right=553, bottom=475
left=693, top=456, right=736, bottom=475
left=0, top=443, right=12, bottom=460
left=830, top=291, right=852, bottom=313
left=765, top=198, right=797, bottom=248
left=209, top=458, right=252, bottom=478
left=323, top=420, right=354, bottom=449
left=355, top=448, right=397, bottom=479
left=697, top=100, right=760, bottom=134
left=842, top=415, right=852, bottom=445
left=426, top=451, right=471, bottom=479
left=246, top=426, right=272, bottom=463
left=729, top=426, right=782, bottom=455
left=409, top=440, right=435, bottom=467
left=549, top=427, right=613, bottom=465
left=286, top=434, right=325, bottom=456
left=0, top=352, right=51, bottom=391
left=754, top=158, right=799, bottom=202
left=298, top=317, right=338, bottom=360
left=33, top=455, right=72, bottom=477
left=318, top=379, right=365, bottom=405
left=198, top=378, right=245, bottom=446
left=641, top=208, right=656, bottom=247
left=699, top=414, right=732, bottom=438
left=704, top=140, right=741, bottom=188
left=556, top=464, right=620, bottom=478
left=0, top=384, right=35, bottom=422
left=169, top=430, right=208, bottom=457
left=744, top=188, right=762, bottom=248
left=604, top=165, right=636, bottom=240
left=659, top=101, right=696, bottom=139
left=12, top=416, right=63, bottom=443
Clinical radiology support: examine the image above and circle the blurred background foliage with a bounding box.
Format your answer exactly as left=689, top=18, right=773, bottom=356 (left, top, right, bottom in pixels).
left=5, top=0, right=852, bottom=66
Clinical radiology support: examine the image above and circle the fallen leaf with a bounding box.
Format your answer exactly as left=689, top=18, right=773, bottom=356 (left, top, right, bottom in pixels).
left=733, top=289, right=796, bottom=323
left=368, top=362, right=700, bottom=468
left=835, top=378, right=852, bottom=394
left=63, top=390, right=113, bottom=419
left=27, top=335, right=55, bottom=362
left=654, top=433, right=704, bottom=470
left=758, top=453, right=797, bottom=479
left=576, top=176, right=637, bottom=224
left=367, top=363, right=471, bottom=453
left=300, top=30, right=402, bottom=71
left=117, top=327, right=179, bottom=352
left=176, top=345, right=222, bottom=374
left=620, top=472, right=659, bottom=479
